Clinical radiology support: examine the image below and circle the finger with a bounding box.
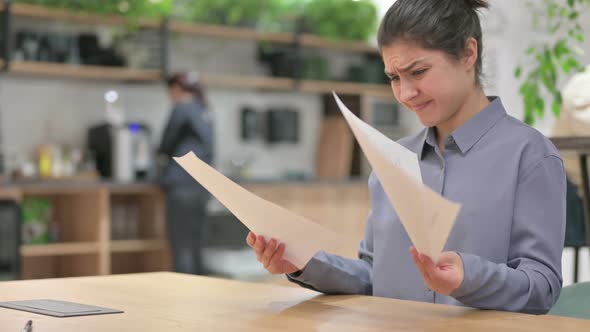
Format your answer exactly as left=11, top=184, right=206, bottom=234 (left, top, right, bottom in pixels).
left=410, top=248, right=430, bottom=281
left=409, top=247, right=420, bottom=262
left=254, top=235, right=266, bottom=261
left=419, top=253, right=436, bottom=280
left=246, top=232, right=256, bottom=247
left=412, top=252, right=437, bottom=290
left=410, top=248, right=420, bottom=266
left=262, top=239, right=278, bottom=268
left=267, top=243, right=286, bottom=274
left=410, top=247, right=426, bottom=271
left=420, top=254, right=436, bottom=270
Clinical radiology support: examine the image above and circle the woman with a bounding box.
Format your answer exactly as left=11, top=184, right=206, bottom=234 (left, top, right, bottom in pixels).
left=159, top=71, right=214, bottom=275
left=247, top=0, right=566, bottom=314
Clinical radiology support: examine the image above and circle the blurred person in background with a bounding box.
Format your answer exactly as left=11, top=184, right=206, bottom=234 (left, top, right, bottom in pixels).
left=158, top=71, right=214, bottom=275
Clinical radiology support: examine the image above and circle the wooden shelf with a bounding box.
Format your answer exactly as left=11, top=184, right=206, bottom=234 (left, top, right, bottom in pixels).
left=10, top=3, right=160, bottom=28
left=21, top=242, right=100, bottom=257
left=169, top=21, right=294, bottom=44
left=21, top=184, right=107, bottom=196
left=10, top=61, right=161, bottom=82
left=109, top=184, right=161, bottom=195
left=0, top=188, right=22, bottom=202
left=300, top=34, right=379, bottom=54
left=169, top=21, right=379, bottom=54
left=197, top=73, right=392, bottom=96
left=110, top=239, right=167, bottom=253
left=5, top=5, right=378, bottom=54
left=300, top=80, right=392, bottom=98
left=202, top=73, right=296, bottom=91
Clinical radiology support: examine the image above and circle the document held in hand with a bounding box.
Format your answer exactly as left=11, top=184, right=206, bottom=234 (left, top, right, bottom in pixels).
left=173, top=152, right=344, bottom=269
left=333, top=92, right=461, bottom=261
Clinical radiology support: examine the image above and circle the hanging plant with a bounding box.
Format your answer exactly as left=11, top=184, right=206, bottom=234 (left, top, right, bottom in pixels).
left=515, top=0, right=589, bottom=125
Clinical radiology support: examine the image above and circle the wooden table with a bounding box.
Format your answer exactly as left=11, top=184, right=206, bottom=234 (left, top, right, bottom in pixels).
left=0, top=272, right=588, bottom=331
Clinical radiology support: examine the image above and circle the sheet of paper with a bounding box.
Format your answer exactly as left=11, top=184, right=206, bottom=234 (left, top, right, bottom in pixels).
left=174, top=152, right=345, bottom=269
left=333, top=92, right=461, bottom=260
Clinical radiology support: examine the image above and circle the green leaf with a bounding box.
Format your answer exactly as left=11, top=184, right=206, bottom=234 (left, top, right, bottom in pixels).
left=526, top=46, right=536, bottom=55
left=569, top=11, right=579, bottom=20
left=568, top=57, right=580, bottom=70
left=535, top=98, right=545, bottom=117
left=560, top=7, right=569, bottom=17
left=515, top=66, right=522, bottom=78
left=552, top=100, right=561, bottom=117
left=568, top=0, right=575, bottom=7
left=524, top=110, right=535, bottom=125
left=577, top=34, right=584, bottom=42
left=553, top=39, right=568, bottom=58
left=519, top=82, right=530, bottom=95
left=548, top=3, right=557, bottom=17
left=554, top=91, right=563, bottom=106
left=561, top=59, right=572, bottom=74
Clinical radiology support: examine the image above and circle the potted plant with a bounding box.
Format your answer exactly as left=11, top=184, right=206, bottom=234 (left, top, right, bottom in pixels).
left=515, top=0, right=589, bottom=125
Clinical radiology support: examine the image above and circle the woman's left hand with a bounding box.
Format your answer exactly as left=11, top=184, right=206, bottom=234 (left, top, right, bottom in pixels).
left=410, top=246, right=464, bottom=295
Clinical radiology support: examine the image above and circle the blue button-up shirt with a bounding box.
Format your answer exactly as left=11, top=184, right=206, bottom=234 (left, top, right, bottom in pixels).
left=289, top=97, right=566, bottom=314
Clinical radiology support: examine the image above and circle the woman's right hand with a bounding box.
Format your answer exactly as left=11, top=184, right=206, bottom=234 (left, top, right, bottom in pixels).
left=246, top=232, right=300, bottom=275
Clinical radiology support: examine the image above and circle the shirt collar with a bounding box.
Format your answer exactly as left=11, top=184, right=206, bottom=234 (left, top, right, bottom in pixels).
left=418, top=96, right=507, bottom=159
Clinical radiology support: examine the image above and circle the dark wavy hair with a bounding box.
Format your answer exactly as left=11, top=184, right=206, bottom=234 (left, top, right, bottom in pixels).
left=378, top=0, right=489, bottom=87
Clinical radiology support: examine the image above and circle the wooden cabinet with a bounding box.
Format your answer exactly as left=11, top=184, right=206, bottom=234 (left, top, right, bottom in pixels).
left=1, top=180, right=369, bottom=280
left=6, top=184, right=170, bottom=279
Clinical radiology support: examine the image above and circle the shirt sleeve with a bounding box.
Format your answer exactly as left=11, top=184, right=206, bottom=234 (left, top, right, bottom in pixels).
left=451, top=155, right=566, bottom=314
left=286, top=210, right=375, bottom=295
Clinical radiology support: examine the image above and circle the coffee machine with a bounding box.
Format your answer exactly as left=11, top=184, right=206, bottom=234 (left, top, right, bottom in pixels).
left=87, top=91, right=154, bottom=182
left=87, top=122, right=153, bottom=182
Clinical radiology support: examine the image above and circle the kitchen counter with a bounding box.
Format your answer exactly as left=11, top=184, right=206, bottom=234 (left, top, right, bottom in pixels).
left=1, top=178, right=370, bottom=264
left=0, top=177, right=369, bottom=194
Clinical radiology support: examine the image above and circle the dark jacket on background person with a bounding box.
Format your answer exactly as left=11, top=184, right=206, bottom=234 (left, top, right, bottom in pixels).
left=158, top=99, right=213, bottom=188
left=158, top=98, right=213, bottom=275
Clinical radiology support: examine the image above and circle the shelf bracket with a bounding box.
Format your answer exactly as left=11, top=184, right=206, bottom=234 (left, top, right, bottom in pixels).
left=159, top=17, right=169, bottom=81
left=292, top=16, right=305, bottom=91
left=1, top=0, right=12, bottom=72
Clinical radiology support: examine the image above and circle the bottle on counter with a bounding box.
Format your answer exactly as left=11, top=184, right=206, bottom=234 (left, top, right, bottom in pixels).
left=37, top=144, right=53, bottom=178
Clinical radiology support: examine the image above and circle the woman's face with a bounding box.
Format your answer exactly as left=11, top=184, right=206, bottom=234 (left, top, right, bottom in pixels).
left=381, top=40, right=476, bottom=128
